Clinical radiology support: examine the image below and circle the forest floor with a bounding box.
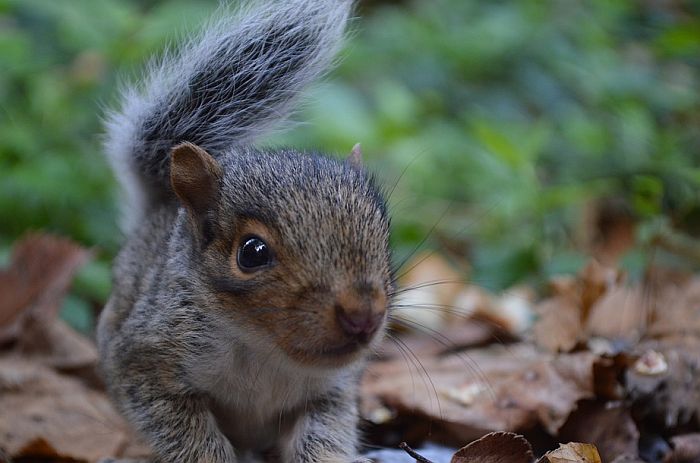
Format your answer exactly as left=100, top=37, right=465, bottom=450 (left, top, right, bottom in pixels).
left=1, top=234, right=699, bottom=463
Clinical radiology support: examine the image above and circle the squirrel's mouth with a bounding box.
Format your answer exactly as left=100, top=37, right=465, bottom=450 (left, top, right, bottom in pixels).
left=284, top=339, right=369, bottom=367
left=319, top=340, right=363, bottom=357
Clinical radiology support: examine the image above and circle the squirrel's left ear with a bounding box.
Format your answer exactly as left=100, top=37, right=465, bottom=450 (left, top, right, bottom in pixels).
left=170, top=142, right=222, bottom=234
left=346, top=143, right=363, bottom=168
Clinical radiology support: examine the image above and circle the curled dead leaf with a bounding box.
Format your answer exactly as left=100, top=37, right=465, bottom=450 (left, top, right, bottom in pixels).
left=0, top=233, right=92, bottom=345
left=537, top=442, right=602, bottom=463
left=450, top=432, right=533, bottom=463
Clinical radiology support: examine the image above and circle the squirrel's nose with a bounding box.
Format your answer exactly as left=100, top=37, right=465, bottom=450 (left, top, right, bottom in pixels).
left=335, top=305, right=384, bottom=342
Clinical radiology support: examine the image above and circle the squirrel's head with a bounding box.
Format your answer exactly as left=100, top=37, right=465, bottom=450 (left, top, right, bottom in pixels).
left=170, top=142, right=392, bottom=369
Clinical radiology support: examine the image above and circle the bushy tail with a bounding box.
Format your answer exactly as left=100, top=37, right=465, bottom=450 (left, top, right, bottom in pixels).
left=105, top=0, right=352, bottom=229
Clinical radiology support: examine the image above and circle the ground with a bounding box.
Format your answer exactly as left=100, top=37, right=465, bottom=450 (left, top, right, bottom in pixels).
left=1, top=234, right=699, bottom=463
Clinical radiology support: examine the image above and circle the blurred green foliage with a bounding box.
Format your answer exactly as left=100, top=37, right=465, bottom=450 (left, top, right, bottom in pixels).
left=1, top=0, right=700, bottom=330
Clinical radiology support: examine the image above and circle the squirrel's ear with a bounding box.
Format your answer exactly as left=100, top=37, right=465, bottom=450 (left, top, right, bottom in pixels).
left=346, top=143, right=363, bottom=168
left=170, top=142, right=222, bottom=218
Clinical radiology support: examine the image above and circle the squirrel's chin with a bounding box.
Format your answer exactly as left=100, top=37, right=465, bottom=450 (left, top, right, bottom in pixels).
left=282, top=339, right=374, bottom=370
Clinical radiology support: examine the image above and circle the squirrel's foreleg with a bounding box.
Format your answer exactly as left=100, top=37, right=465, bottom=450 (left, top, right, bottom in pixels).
left=114, top=380, right=237, bottom=463
left=281, top=389, right=363, bottom=463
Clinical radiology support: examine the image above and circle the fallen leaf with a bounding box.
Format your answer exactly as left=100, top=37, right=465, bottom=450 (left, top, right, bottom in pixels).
left=649, top=276, right=700, bottom=337
left=537, top=442, right=602, bottom=463
left=362, top=344, right=608, bottom=443
left=479, top=286, right=535, bottom=335
left=532, top=295, right=582, bottom=353
left=585, top=286, right=647, bottom=343
left=14, top=436, right=87, bottom=462
left=558, top=401, right=639, bottom=462
left=441, top=383, right=488, bottom=407
left=450, top=431, right=533, bottom=463
left=578, top=260, right=622, bottom=321
left=392, top=253, right=468, bottom=332
left=379, top=319, right=501, bottom=360
left=0, top=234, right=99, bottom=389
left=18, top=317, right=99, bottom=373
left=0, top=357, right=136, bottom=462
left=0, top=233, right=92, bottom=345
left=533, top=261, right=625, bottom=352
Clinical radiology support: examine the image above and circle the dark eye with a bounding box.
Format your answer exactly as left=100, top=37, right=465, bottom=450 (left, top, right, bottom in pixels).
left=237, top=236, right=272, bottom=272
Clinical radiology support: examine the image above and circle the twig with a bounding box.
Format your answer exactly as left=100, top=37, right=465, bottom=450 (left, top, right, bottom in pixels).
left=399, top=442, right=436, bottom=463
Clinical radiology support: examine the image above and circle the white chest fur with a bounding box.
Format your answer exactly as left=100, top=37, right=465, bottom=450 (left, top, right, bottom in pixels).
left=187, top=337, right=336, bottom=451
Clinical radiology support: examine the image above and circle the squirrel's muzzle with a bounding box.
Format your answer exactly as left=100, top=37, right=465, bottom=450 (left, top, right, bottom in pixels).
left=335, top=304, right=385, bottom=342
left=333, top=284, right=387, bottom=344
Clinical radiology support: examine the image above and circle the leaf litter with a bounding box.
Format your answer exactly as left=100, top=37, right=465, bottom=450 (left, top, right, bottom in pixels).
left=1, top=233, right=700, bottom=462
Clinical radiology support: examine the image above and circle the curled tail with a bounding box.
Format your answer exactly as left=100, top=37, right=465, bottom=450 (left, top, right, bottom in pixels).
left=105, top=0, right=352, bottom=229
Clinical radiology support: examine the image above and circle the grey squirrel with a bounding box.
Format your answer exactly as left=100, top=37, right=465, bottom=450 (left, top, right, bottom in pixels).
left=96, top=1, right=392, bottom=462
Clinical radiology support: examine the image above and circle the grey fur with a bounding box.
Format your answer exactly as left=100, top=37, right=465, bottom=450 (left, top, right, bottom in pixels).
left=98, top=1, right=392, bottom=462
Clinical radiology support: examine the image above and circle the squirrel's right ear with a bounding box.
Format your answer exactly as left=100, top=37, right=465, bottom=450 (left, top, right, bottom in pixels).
left=346, top=143, right=363, bottom=168
left=170, top=142, right=222, bottom=222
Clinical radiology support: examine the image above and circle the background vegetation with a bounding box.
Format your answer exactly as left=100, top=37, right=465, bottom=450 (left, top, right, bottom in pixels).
left=1, top=0, right=699, bottom=332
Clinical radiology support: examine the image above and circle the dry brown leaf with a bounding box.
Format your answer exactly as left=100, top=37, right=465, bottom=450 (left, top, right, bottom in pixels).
left=533, top=260, right=626, bottom=352
left=585, top=286, right=647, bottom=342
left=537, top=442, right=602, bottom=463
left=392, top=253, right=468, bottom=331
left=362, top=344, right=606, bottom=443
left=393, top=253, right=533, bottom=339
left=14, top=436, right=87, bottom=462
left=378, top=320, right=501, bottom=360
left=532, top=295, right=582, bottom=353
left=578, top=260, right=622, bottom=320
left=0, top=234, right=98, bottom=385
left=0, top=357, right=137, bottom=463
left=584, top=263, right=700, bottom=343
left=0, top=233, right=92, bottom=345
left=664, top=434, right=700, bottom=463
left=476, top=286, right=534, bottom=336
left=450, top=431, right=533, bottom=463
left=591, top=353, right=631, bottom=401
left=558, top=401, right=638, bottom=462
left=18, top=318, right=98, bottom=372
left=649, top=276, right=700, bottom=337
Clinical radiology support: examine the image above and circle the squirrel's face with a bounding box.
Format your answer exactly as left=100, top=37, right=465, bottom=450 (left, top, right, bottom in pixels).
left=171, top=143, right=393, bottom=369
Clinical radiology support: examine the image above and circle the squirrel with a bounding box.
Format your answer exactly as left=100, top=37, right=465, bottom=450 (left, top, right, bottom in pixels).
left=96, top=1, right=392, bottom=462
